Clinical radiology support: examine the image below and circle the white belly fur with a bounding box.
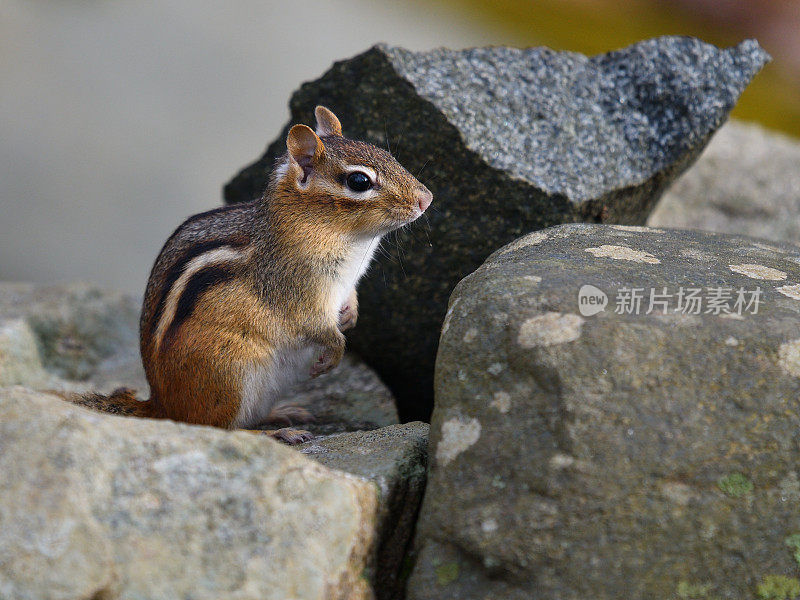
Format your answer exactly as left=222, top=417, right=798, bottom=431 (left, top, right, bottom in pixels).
left=234, top=235, right=381, bottom=429
left=328, top=235, right=380, bottom=314
left=234, top=344, right=317, bottom=428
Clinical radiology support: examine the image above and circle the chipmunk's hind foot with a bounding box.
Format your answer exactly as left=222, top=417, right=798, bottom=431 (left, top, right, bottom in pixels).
left=267, top=428, right=315, bottom=445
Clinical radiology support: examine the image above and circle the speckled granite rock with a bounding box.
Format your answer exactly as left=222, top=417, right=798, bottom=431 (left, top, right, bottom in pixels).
left=302, top=422, right=429, bottom=600
left=225, top=37, right=769, bottom=421
left=649, top=120, right=800, bottom=244
left=0, top=387, right=378, bottom=600
left=0, top=282, right=398, bottom=431
left=408, top=224, right=800, bottom=599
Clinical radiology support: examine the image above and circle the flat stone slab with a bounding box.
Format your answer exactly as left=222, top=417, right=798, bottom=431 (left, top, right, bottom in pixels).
left=301, top=422, right=429, bottom=600
left=0, top=387, right=378, bottom=600
left=225, top=37, right=769, bottom=421
left=409, top=224, right=800, bottom=599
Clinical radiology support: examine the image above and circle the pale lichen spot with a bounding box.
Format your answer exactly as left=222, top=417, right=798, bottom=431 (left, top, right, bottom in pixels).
left=719, top=312, right=744, bottom=321
left=584, top=245, right=660, bottom=264
left=481, top=518, right=499, bottom=533
left=549, top=453, right=575, bottom=470
left=463, top=327, right=479, bottom=343
left=436, top=417, right=481, bottom=466
left=653, top=313, right=701, bottom=327
left=490, top=391, right=511, bottom=413
left=778, top=339, right=800, bottom=377
left=725, top=336, right=739, bottom=347
left=728, top=263, right=787, bottom=281
left=660, top=481, right=692, bottom=505
left=518, top=312, right=585, bottom=348
left=753, top=242, right=786, bottom=255
left=611, top=225, right=664, bottom=234
left=554, top=225, right=592, bottom=238
left=680, top=247, right=712, bottom=262
left=779, top=471, right=800, bottom=502
left=777, top=284, right=800, bottom=300
left=487, top=362, right=504, bottom=376
left=498, top=231, right=548, bottom=255
left=457, top=369, right=467, bottom=382
left=523, top=275, right=542, bottom=283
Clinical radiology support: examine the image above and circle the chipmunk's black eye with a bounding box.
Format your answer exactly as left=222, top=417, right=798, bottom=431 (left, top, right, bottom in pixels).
left=346, top=171, right=372, bottom=193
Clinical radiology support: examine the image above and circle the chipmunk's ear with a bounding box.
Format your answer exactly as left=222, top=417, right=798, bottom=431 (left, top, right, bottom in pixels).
left=287, top=125, right=326, bottom=181
left=314, top=105, right=342, bottom=137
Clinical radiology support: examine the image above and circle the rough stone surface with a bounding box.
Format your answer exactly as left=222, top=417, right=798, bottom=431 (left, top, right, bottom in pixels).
left=0, top=282, right=398, bottom=431
left=0, top=387, right=378, bottom=600
left=649, top=120, right=800, bottom=243
left=0, top=282, right=144, bottom=392
left=301, top=422, right=430, bottom=600
left=225, top=37, right=769, bottom=421
left=290, top=354, right=398, bottom=434
left=409, top=224, right=800, bottom=599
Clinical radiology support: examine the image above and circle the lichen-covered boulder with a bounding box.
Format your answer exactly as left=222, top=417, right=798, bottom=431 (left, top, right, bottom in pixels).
left=301, top=422, right=429, bottom=600
left=409, top=224, right=800, bottom=599
left=649, top=120, right=800, bottom=244
left=0, top=282, right=398, bottom=431
left=225, top=37, right=769, bottom=421
left=0, top=387, right=379, bottom=600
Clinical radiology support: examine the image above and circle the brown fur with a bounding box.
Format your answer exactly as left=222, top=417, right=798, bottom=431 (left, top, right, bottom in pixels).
left=71, top=106, right=432, bottom=436
left=65, top=387, right=152, bottom=417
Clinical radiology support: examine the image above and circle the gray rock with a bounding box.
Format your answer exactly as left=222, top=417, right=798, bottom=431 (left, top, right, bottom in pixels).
left=0, top=281, right=144, bottom=392
left=0, top=282, right=398, bottom=431
left=0, top=318, right=54, bottom=389
left=409, top=224, right=800, bottom=599
left=0, top=387, right=378, bottom=600
left=649, top=119, right=800, bottom=244
left=225, top=37, right=769, bottom=421
left=290, top=354, right=399, bottom=434
left=301, top=422, right=429, bottom=600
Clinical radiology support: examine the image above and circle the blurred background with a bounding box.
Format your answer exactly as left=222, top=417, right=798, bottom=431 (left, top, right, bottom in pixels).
left=2, top=0, right=799, bottom=297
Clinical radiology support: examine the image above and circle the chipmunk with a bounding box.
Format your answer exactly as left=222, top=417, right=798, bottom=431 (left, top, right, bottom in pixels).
left=72, top=106, right=432, bottom=444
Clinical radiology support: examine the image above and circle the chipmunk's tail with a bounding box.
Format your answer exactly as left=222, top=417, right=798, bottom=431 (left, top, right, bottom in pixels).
left=60, top=387, right=161, bottom=419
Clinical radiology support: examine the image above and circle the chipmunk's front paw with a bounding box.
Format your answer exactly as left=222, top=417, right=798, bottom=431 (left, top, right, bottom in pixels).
left=338, top=289, right=358, bottom=331
left=269, top=428, right=314, bottom=445
left=338, top=303, right=357, bottom=331
left=309, top=329, right=345, bottom=378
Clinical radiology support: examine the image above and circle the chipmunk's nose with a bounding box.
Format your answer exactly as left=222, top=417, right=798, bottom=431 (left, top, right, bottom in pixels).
left=416, top=186, right=433, bottom=213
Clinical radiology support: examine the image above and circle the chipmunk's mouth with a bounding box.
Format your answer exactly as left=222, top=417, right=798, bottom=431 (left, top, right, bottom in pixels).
left=380, top=206, right=421, bottom=230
